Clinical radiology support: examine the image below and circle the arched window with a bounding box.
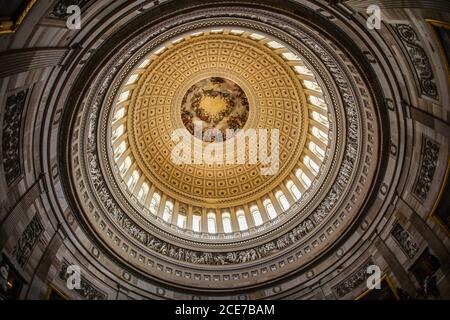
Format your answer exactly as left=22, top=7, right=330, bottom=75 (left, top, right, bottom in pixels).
left=282, top=52, right=301, bottom=61
left=127, top=170, right=139, bottom=191
left=267, top=41, right=284, bottom=49
left=311, top=126, right=328, bottom=144
left=304, top=155, right=320, bottom=174
left=114, top=141, right=126, bottom=160
left=287, top=180, right=301, bottom=200
left=162, top=200, right=173, bottom=222
left=222, top=212, right=232, bottom=233
left=276, top=191, right=290, bottom=211
left=263, top=199, right=277, bottom=219
left=149, top=192, right=161, bottom=215
left=249, top=33, right=265, bottom=40
left=250, top=205, right=263, bottom=226
left=119, top=156, right=131, bottom=176
left=236, top=210, right=248, bottom=231
left=137, top=182, right=149, bottom=203
left=138, top=59, right=150, bottom=69
left=118, top=90, right=130, bottom=103
left=303, top=80, right=322, bottom=92
left=294, top=65, right=313, bottom=76
left=113, top=107, right=126, bottom=122
left=308, top=141, right=325, bottom=160
left=192, top=214, right=201, bottom=232
left=296, top=169, right=312, bottom=188
left=308, top=96, right=326, bottom=108
left=207, top=212, right=217, bottom=234
left=230, top=29, right=244, bottom=35
left=112, top=124, right=125, bottom=141
left=177, top=214, right=187, bottom=229
left=311, top=111, right=329, bottom=127
left=126, top=74, right=139, bottom=85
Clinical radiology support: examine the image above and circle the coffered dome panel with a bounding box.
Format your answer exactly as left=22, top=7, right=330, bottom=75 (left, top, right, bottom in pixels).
left=126, top=33, right=308, bottom=207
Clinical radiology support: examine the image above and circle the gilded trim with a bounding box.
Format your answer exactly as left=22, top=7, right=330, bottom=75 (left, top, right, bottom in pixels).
left=428, top=157, right=450, bottom=236
left=0, top=0, right=38, bottom=35
left=355, top=274, right=400, bottom=300
left=45, top=284, right=68, bottom=300
left=426, top=19, right=450, bottom=86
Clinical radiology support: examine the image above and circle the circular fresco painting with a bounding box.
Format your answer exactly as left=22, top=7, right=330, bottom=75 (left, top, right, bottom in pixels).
left=181, top=77, right=249, bottom=142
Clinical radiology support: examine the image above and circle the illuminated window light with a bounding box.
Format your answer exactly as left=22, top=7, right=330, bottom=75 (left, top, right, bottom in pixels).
left=303, top=80, right=322, bottom=92
left=250, top=206, right=263, bottom=226
left=311, top=127, right=328, bottom=144
left=296, top=169, right=312, bottom=187
left=118, top=91, right=130, bottom=103
left=309, top=141, right=325, bottom=159
left=275, top=191, right=290, bottom=211
left=282, top=52, right=301, bottom=61
left=249, top=33, right=265, bottom=40
left=311, top=111, right=329, bottom=127
left=177, top=215, right=187, bottom=229
left=294, top=65, right=313, bottom=76
left=207, top=212, right=217, bottom=233
left=126, top=74, right=139, bottom=85
left=267, top=41, right=284, bottom=49
left=112, top=124, right=125, bottom=141
left=287, top=180, right=301, bottom=200
left=192, top=215, right=201, bottom=232
left=263, top=199, right=277, bottom=219
left=127, top=170, right=139, bottom=190
left=236, top=210, right=248, bottom=231
left=114, top=141, right=126, bottom=159
left=222, top=212, right=232, bottom=233
left=162, top=201, right=173, bottom=222
left=137, top=183, right=149, bottom=203
left=304, top=155, right=320, bottom=174
left=308, top=96, right=326, bottom=108
left=230, top=29, right=244, bottom=35
left=114, top=107, right=126, bottom=121
left=172, top=37, right=184, bottom=44
left=153, top=47, right=166, bottom=55
left=149, top=193, right=161, bottom=215
left=138, top=59, right=150, bottom=68
left=119, top=157, right=131, bottom=176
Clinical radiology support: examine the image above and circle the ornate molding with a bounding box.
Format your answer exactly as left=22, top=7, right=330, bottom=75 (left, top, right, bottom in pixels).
left=11, top=214, right=43, bottom=267
left=49, top=0, right=90, bottom=19
left=413, top=136, right=440, bottom=202
left=394, top=24, right=438, bottom=100
left=333, top=260, right=373, bottom=298
left=59, top=260, right=107, bottom=300
left=0, top=0, right=37, bottom=35
left=2, top=89, right=28, bottom=186
left=391, top=222, right=419, bottom=259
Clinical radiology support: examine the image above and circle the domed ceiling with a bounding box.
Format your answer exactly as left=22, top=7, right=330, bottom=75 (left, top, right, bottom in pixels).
left=60, top=1, right=384, bottom=292
left=1, top=0, right=448, bottom=301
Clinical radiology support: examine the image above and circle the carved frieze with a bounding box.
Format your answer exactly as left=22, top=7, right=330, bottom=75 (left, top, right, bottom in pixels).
left=394, top=24, right=438, bottom=99
left=59, top=260, right=107, bottom=300
left=333, top=260, right=374, bottom=298
left=49, top=0, right=90, bottom=19
left=391, top=222, right=419, bottom=259
left=11, top=215, right=43, bottom=267
left=2, top=89, right=28, bottom=186
left=413, top=136, right=439, bottom=202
